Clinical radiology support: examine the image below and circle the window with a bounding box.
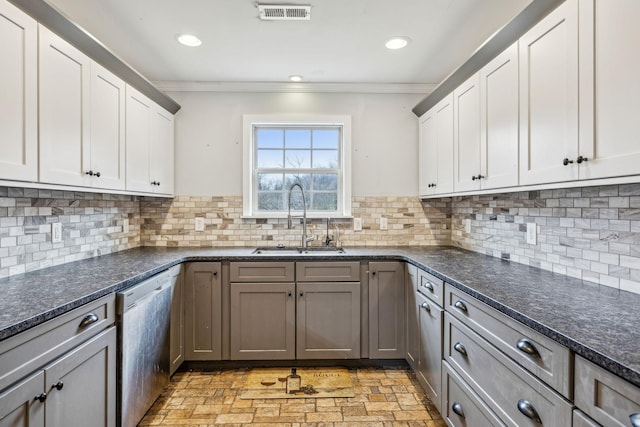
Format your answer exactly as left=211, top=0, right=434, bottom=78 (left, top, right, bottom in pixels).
left=243, top=115, right=352, bottom=218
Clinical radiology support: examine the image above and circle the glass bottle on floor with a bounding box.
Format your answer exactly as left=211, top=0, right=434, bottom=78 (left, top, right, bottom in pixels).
left=286, top=368, right=301, bottom=394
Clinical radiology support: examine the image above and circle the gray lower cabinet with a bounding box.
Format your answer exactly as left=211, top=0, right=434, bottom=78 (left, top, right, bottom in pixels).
left=368, top=261, right=405, bottom=359
left=405, top=263, right=419, bottom=370
left=0, top=371, right=44, bottom=427
left=230, top=282, right=295, bottom=360
left=184, top=262, right=222, bottom=360
left=417, top=292, right=443, bottom=411
left=297, top=282, right=360, bottom=359
left=169, top=265, right=184, bottom=375
left=573, top=410, right=600, bottom=427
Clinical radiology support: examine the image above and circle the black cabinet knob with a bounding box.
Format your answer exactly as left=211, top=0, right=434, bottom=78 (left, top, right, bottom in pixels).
left=562, top=158, right=574, bottom=166
left=85, top=170, right=94, bottom=176
left=95, top=171, right=101, bottom=177
left=53, top=381, right=64, bottom=391
left=35, top=393, right=47, bottom=403
left=576, top=155, right=588, bottom=164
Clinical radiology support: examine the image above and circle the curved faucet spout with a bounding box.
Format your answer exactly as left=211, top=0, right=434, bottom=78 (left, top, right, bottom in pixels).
left=287, top=183, right=312, bottom=248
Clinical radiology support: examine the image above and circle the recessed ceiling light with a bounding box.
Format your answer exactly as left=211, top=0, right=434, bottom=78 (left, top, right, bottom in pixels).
left=289, top=75, right=303, bottom=82
left=177, top=34, right=202, bottom=47
left=385, top=37, right=410, bottom=50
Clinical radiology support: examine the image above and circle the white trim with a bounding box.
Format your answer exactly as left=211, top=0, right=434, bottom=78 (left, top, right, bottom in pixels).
left=243, top=114, right=352, bottom=218
left=155, top=81, right=436, bottom=94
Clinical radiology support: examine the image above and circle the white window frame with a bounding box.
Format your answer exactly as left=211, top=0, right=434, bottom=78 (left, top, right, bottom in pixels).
left=243, top=114, right=352, bottom=218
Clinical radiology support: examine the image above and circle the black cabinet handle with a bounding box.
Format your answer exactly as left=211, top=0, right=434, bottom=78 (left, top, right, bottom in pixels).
left=35, top=393, right=47, bottom=403
left=53, top=381, right=64, bottom=391
left=454, top=300, right=468, bottom=313
left=452, top=402, right=465, bottom=418
left=516, top=338, right=541, bottom=358
left=576, top=155, right=588, bottom=164
left=371, top=271, right=376, bottom=276
left=79, top=313, right=99, bottom=329
left=85, top=170, right=94, bottom=176
left=299, top=292, right=304, bottom=297
left=471, top=175, right=485, bottom=181
left=630, top=413, right=640, bottom=427
left=453, top=342, right=468, bottom=357
left=95, top=171, right=101, bottom=177
left=420, top=302, right=430, bottom=313
left=213, top=271, right=218, bottom=276
left=563, top=158, right=574, bottom=166
left=287, top=292, right=292, bottom=297
left=517, top=399, right=542, bottom=423
left=427, top=183, right=437, bottom=188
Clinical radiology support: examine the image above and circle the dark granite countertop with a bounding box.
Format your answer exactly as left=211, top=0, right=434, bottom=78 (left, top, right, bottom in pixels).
left=0, top=246, right=638, bottom=389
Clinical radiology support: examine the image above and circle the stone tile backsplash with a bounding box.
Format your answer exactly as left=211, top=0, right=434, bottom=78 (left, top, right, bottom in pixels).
left=450, top=184, right=640, bottom=294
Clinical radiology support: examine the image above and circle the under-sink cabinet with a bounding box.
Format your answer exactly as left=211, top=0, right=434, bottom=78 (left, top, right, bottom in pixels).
left=0, top=295, right=116, bottom=427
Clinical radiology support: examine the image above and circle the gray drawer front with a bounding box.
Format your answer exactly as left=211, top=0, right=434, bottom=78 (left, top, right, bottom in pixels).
left=0, top=294, right=115, bottom=391
left=442, top=361, right=506, bottom=427
left=296, top=261, right=360, bottom=282
left=575, top=355, right=640, bottom=427
left=445, top=284, right=571, bottom=398
left=230, top=262, right=295, bottom=282
left=573, top=410, right=600, bottom=427
left=444, top=314, right=572, bottom=427
left=418, top=269, right=444, bottom=307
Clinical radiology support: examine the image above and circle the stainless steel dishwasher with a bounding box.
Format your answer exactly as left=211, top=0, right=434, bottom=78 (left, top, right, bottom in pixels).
left=117, top=273, right=171, bottom=427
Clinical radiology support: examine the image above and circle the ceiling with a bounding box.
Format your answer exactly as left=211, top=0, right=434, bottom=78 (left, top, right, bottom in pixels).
left=47, top=0, right=531, bottom=86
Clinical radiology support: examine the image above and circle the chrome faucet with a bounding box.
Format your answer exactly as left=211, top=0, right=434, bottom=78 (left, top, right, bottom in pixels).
left=287, top=183, right=313, bottom=248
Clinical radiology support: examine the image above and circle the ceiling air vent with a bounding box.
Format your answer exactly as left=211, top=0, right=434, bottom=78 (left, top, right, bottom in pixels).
left=257, top=4, right=311, bottom=21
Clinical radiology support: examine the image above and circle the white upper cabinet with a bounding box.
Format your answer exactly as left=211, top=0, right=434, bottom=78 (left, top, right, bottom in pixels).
left=89, top=62, right=126, bottom=190
left=126, top=85, right=174, bottom=195
left=453, top=74, right=481, bottom=192
left=419, top=95, right=454, bottom=196
left=578, top=0, right=640, bottom=180
left=480, top=42, right=519, bottom=190
left=0, top=1, right=37, bottom=182
left=519, top=0, right=579, bottom=186
left=39, top=24, right=91, bottom=187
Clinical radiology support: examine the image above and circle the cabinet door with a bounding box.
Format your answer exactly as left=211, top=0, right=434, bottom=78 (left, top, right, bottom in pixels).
left=0, top=371, right=45, bottom=427
left=453, top=73, right=481, bottom=192
left=519, top=0, right=579, bottom=185
left=417, top=293, right=443, bottom=411
left=297, top=282, right=360, bottom=359
left=39, top=24, right=91, bottom=187
left=90, top=62, right=125, bottom=190
left=125, top=85, right=153, bottom=193
left=0, top=1, right=37, bottom=182
left=578, top=0, right=640, bottom=180
left=169, top=266, right=184, bottom=376
left=368, top=261, right=405, bottom=359
left=44, top=327, right=116, bottom=427
left=230, top=283, right=295, bottom=360
left=435, top=95, right=455, bottom=194
left=184, top=262, right=222, bottom=360
left=480, top=42, right=519, bottom=190
left=405, top=264, right=419, bottom=370
left=151, top=107, right=174, bottom=195
left=418, top=110, right=437, bottom=196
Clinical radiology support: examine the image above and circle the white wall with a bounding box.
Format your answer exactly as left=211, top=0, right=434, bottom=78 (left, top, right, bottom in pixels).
left=168, top=91, right=423, bottom=196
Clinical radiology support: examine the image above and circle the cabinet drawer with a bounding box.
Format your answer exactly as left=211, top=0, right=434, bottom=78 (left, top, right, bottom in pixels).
left=444, top=314, right=572, bottom=427
left=230, top=262, right=294, bottom=282
left=296, top=261, right=360, bottom=282
left=445, top=284, right=571, bottom=398
left=573, top=410, right=600, bottom=427
left=441, top=361, right=506, bottom=427
left=418, top=268, right=444, bottom=307
left=0, top=294, right=115, bottom=391
left=575, top=355, right=640, bottom=427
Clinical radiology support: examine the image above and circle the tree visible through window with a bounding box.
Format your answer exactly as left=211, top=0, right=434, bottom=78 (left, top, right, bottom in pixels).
left=254, top=126, right=341, bottom=212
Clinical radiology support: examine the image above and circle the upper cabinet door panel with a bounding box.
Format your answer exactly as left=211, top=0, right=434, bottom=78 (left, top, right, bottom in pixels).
left=0, top=2, right=37, bottom=182
left=519, top=0, right=579, bottom=186
left=579, top=0, right=640, bottom=180
left=39, top=24, right=91, bottom=187
left=418, top=111, right=437, bottom=196
left=480, top=42, right=519, bottom=190
left=453, top=74, right=481, bottom=193
left=434, top=94, right=454, bottom=195
left=90, top=62, right=125, bottom=190
left=125, top=85, right=153, bottom=193
left=152, top=107, right=174, bottom=195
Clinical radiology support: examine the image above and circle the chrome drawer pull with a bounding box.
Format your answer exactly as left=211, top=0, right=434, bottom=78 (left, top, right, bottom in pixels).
left=454, top=300, right=468, bottom=313
left=420, top=302, right=431, bottom=313
left=517, top=399, right=542, bottom=424
left=630, top=413, right=640, bottom=427
left=453, top=342, right=468, bottom=357
left=516, top=338, right=541, bottom=358
left=452, top=402, right=465, bottom=418
left=79, top=313, right=99, bottom=329
left=424, top=281, right=434, bottom=292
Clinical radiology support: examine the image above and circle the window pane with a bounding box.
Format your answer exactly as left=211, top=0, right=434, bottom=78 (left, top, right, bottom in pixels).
left=257, top=129, right=283, bottom=148
left=258, top=192, right=284, bottom=211
left=257, top=173, right=283, bottom=191
left=313, top=174, right=338, bottom=191
left=285, top=149, right=311, bottom=168
left=257, top=149, right=283, bottom=168
left=312, top=192, right=338, bottom=210
left=285, top=129, right=311, bottom=148
left=285, top=174, right=311, bottom=191
left=313, top=129, right=339, bottom=149
left=312, top=150, right=339, bottom=168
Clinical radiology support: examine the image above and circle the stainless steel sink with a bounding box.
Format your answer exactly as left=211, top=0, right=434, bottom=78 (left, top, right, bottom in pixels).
left=251, top=246, right=346, bottom=255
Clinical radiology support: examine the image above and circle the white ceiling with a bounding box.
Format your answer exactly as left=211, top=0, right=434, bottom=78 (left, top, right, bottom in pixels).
left=47, top=0, right=531, bottom=86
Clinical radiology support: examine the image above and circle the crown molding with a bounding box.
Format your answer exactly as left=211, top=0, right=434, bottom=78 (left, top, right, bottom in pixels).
left=153, top=81, right=437, bottom=95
